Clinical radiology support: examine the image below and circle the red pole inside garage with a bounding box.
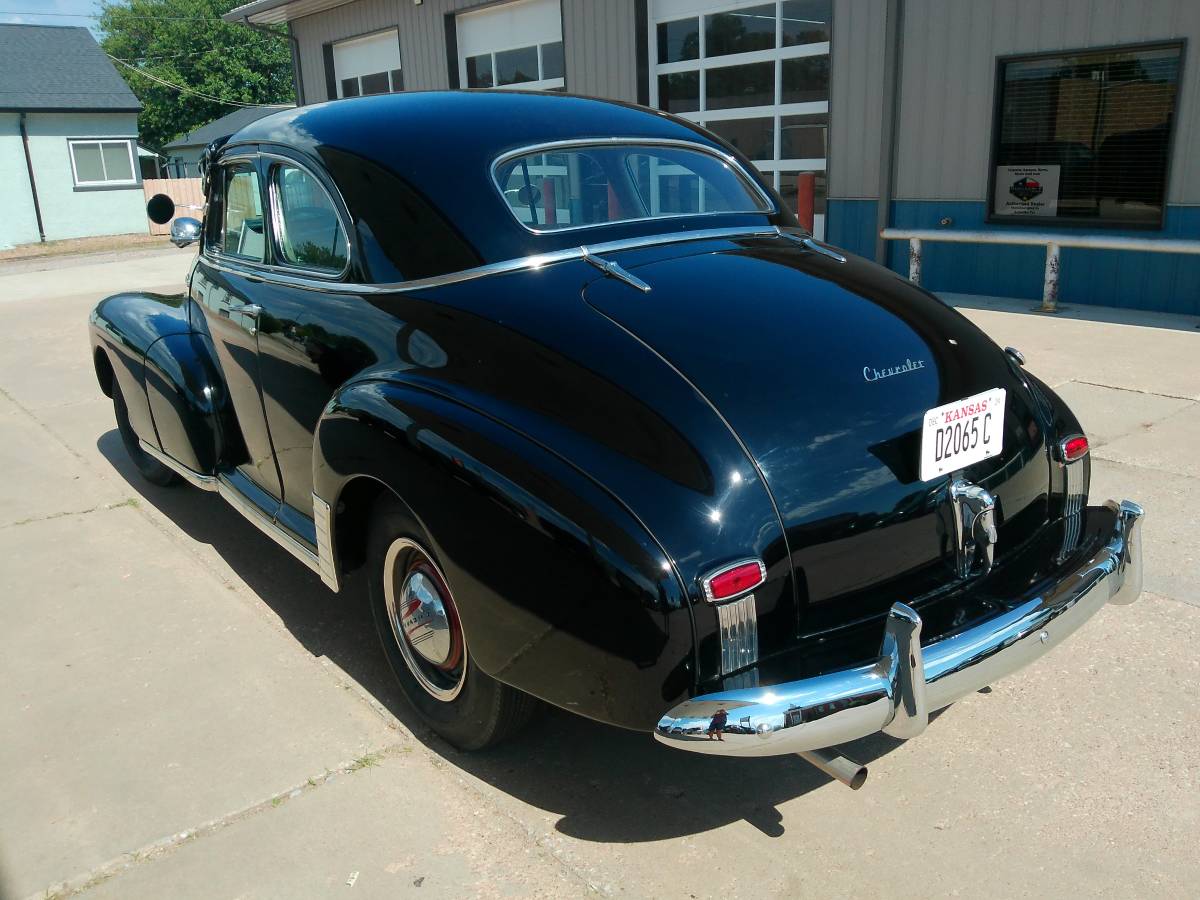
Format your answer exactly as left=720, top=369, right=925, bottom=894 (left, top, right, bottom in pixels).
left=795, top=172, right=815, bottom=234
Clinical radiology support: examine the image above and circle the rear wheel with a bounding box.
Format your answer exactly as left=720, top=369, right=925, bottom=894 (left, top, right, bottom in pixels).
left=113, top=382, right=179, bottom=487
left=366, top=496, right=537, bottom=750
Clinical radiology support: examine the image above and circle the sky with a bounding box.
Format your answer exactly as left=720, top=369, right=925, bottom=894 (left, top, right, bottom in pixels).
left=0, top=1, right=107, bottom=36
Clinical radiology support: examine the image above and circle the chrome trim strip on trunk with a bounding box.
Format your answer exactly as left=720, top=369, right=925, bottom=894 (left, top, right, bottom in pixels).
left=198, top=225, right=784, bottom=295
left=655, top=499, right=1144, bottom=757
left=138, top=439, right=217, bottom=491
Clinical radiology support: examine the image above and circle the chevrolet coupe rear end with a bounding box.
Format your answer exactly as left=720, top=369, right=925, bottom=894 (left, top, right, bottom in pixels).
left=89, top=92, right=1142, bottom=787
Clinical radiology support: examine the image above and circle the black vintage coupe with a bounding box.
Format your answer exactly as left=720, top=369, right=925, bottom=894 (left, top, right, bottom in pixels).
left=90, top=92, right=1142, bottom=786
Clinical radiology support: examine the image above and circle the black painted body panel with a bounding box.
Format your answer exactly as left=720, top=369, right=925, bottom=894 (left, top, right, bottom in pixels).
left=87, top=92, right=1088, bottom=729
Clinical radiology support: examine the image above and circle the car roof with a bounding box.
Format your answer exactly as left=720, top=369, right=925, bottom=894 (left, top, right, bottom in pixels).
left=225, top=91, right=783, bottom=272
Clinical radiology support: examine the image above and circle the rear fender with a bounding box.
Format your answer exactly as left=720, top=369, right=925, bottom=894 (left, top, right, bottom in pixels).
left=314, top=379, right=696, bottom=730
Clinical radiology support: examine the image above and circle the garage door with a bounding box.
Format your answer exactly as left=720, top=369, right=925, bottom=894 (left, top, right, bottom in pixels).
left=332, top=28, right=403, bottom=98
left=456, top=0, right=565, bottom=92
left=649, top=0, right=831, bottom=237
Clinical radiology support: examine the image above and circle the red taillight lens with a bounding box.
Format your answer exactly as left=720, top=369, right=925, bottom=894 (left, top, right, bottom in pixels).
left=1061, top=435, right=1089, bottom=462
left=703, top=560, right=766, bottom=602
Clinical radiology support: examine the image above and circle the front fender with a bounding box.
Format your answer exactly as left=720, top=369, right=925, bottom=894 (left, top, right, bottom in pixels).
left=314, top=379, right=696, bottom=730
left=89, top=292, right=192, bottom=449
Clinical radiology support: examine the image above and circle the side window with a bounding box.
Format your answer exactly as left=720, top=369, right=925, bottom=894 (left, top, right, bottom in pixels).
left=221, top=163, right=265, bottom=261
left=271, top=164, right=348, bottom=274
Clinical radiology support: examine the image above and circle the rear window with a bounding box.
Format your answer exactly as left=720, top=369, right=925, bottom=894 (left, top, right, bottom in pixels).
left=493, top=142, right=773, bottom=232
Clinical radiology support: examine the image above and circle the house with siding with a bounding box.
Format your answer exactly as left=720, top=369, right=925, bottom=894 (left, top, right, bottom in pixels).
left=161, top=104, right=294, bottom=178
left=0, top=24, right=149, bottom=249
left=225, top=0, right=1200, bottom=315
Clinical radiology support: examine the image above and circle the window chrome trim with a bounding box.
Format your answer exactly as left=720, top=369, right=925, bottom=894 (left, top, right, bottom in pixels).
left=199, top=224, right=783, bottom=294
left=262, top=151, right=353, bottom=281
left=489, top=137, right=778, bottom=235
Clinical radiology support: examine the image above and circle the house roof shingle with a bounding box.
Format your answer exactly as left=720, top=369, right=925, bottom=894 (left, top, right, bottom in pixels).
left=0, top=24, right=141, bottom=112
left=161, top=104, right=294, bottom=152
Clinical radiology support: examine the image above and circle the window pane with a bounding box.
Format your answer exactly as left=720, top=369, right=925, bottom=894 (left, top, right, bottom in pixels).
left=780, top=113, right=827, bottom=158
left=496, top=45, right=539, bottom=85
left=658, top=71, right=699, bottom=113
left=541, top=41, right=564, bottom=79
left=222, top=165, right=264, bottom=261
left=779, top=170, right=827, bottom=216
left=341, top=77, right=360, bottom=97
left=705, top=4, right=776, bottom=58
left=100, top=142, right=134, bottom=182
left=274, top=165, right=347, bottom=273
left=494, top=144, right=769, bottom=231
left=993, top=44, right=1181, bottom=224
left=706, top=117, right=774, bottom=161
left=656, top=18, right=699, bottom=63
left=781, top=56, right=830, bottom=103
left=72, top=143, right=105, bottom=183
left=707, top=61, right=774, bottom=110
left=389, top=68, right=404, bottom=91
left=781, top=0, right=832, bottom=46
left=466, top=54, right=493, bottom=88
left=360, top=71, right=390, bottom=95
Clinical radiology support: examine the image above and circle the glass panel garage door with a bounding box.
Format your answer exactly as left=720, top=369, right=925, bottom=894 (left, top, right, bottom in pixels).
left=333, top=29, right=403, bottom=98
left=457, top=0, right=565, bottom=92
left=649, top=0, right=831, bottom=237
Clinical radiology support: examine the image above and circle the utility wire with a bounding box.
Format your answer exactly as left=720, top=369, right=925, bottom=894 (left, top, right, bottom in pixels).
left=0, top=10, right=228, bottom=20
left=107, top=54, right=290, bottom=108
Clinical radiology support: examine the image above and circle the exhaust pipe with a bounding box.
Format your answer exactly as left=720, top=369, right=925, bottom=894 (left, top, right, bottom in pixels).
left=798, top=749, right=868, bottom=790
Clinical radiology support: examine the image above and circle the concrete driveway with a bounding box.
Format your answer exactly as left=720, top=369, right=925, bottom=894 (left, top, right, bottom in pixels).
left=1, top=249, right=1197, bottom=900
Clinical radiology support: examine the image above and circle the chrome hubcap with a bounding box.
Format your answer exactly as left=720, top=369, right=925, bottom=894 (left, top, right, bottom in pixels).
left=383, top=539, right=466, bottom=702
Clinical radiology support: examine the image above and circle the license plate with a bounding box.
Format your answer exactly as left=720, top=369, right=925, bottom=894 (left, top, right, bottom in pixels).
left=919, top=388, right=1006, bottom=482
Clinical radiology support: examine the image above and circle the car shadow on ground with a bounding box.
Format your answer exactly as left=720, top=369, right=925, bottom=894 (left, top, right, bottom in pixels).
left=99, top=429, right=916, bottom=841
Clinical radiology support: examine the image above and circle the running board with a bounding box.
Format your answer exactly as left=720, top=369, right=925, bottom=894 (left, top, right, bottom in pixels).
left=138, top=440, right=339, bottom=592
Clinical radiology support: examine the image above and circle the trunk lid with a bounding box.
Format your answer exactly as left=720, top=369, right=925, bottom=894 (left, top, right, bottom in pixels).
left=584, top=236, right=1050, bottom=636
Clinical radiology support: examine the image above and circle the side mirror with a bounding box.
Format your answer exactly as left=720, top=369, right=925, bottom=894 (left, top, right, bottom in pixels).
left=515, top=184, right=542, bottom=207
left=170, top=217, right=202, bottom=248
left=147, top=193, right=176, bottom=225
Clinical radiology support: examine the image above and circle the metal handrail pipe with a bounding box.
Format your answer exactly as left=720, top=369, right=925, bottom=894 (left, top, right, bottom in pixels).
left=878, top=227, right=1200, bottom=311
left=880, top=228, right=1200, bottom=254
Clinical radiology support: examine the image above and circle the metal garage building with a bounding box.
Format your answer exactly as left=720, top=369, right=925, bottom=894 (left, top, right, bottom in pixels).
left=226, top=0, right=1200, bottom=315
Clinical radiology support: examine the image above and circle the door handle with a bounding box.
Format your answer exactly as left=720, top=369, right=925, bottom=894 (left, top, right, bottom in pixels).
left=227, top=302, right=262, bottom=318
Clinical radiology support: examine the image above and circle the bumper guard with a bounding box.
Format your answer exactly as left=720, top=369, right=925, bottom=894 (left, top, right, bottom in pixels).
left=655, top=499, right=1143, bottom=757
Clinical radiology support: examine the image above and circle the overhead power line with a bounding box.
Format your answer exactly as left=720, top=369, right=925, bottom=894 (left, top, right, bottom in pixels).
left=0, top=10, right=225, bottom=20
left=107, top=54, right=290, bottom=109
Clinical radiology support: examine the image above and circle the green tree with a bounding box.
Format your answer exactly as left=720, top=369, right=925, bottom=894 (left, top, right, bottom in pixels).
left=99, top=0, right=295, bottom=150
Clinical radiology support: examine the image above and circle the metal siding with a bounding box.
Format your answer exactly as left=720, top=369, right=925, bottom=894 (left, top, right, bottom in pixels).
left=292, top=0, right=640, bottom=103
left=828, top=0, right=886, bottom=199
left=894, top=0, right=1200, bottom=203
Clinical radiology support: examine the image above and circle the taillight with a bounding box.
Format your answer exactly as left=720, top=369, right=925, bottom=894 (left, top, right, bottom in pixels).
left=701, top=559, right=766, bottom=602
left=1059, top=435, right=1089, bottom=463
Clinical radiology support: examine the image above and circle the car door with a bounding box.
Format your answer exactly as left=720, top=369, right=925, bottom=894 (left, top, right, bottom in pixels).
left=191, top=153, right=285, bottom=502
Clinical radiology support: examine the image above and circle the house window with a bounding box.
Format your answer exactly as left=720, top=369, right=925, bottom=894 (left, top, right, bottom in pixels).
left=457, top=0, right=565, bottom=92
left=68, top=139, right=136, bottom=187
left=990, top=42, right=1182, bottom=226
left=333, top=29, right=403, bottom=98
left=649, top=0, right=832, bottom=238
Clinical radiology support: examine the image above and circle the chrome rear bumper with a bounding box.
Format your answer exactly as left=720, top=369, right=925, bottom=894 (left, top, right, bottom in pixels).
left=654, top=499, right=1143, bottom=757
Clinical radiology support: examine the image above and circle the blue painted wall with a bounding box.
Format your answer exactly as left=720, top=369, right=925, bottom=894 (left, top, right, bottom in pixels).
left=826, top=198, right=1200, bottom=315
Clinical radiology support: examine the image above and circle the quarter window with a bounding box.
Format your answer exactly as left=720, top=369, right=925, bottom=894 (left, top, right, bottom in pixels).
left=271, top=164, right=348, bottom=274
left=990, top=42, right=1182, bottom=226
left=68, top=139, right=136, bottom=186
left=220, top=164, right=265, bottom=261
